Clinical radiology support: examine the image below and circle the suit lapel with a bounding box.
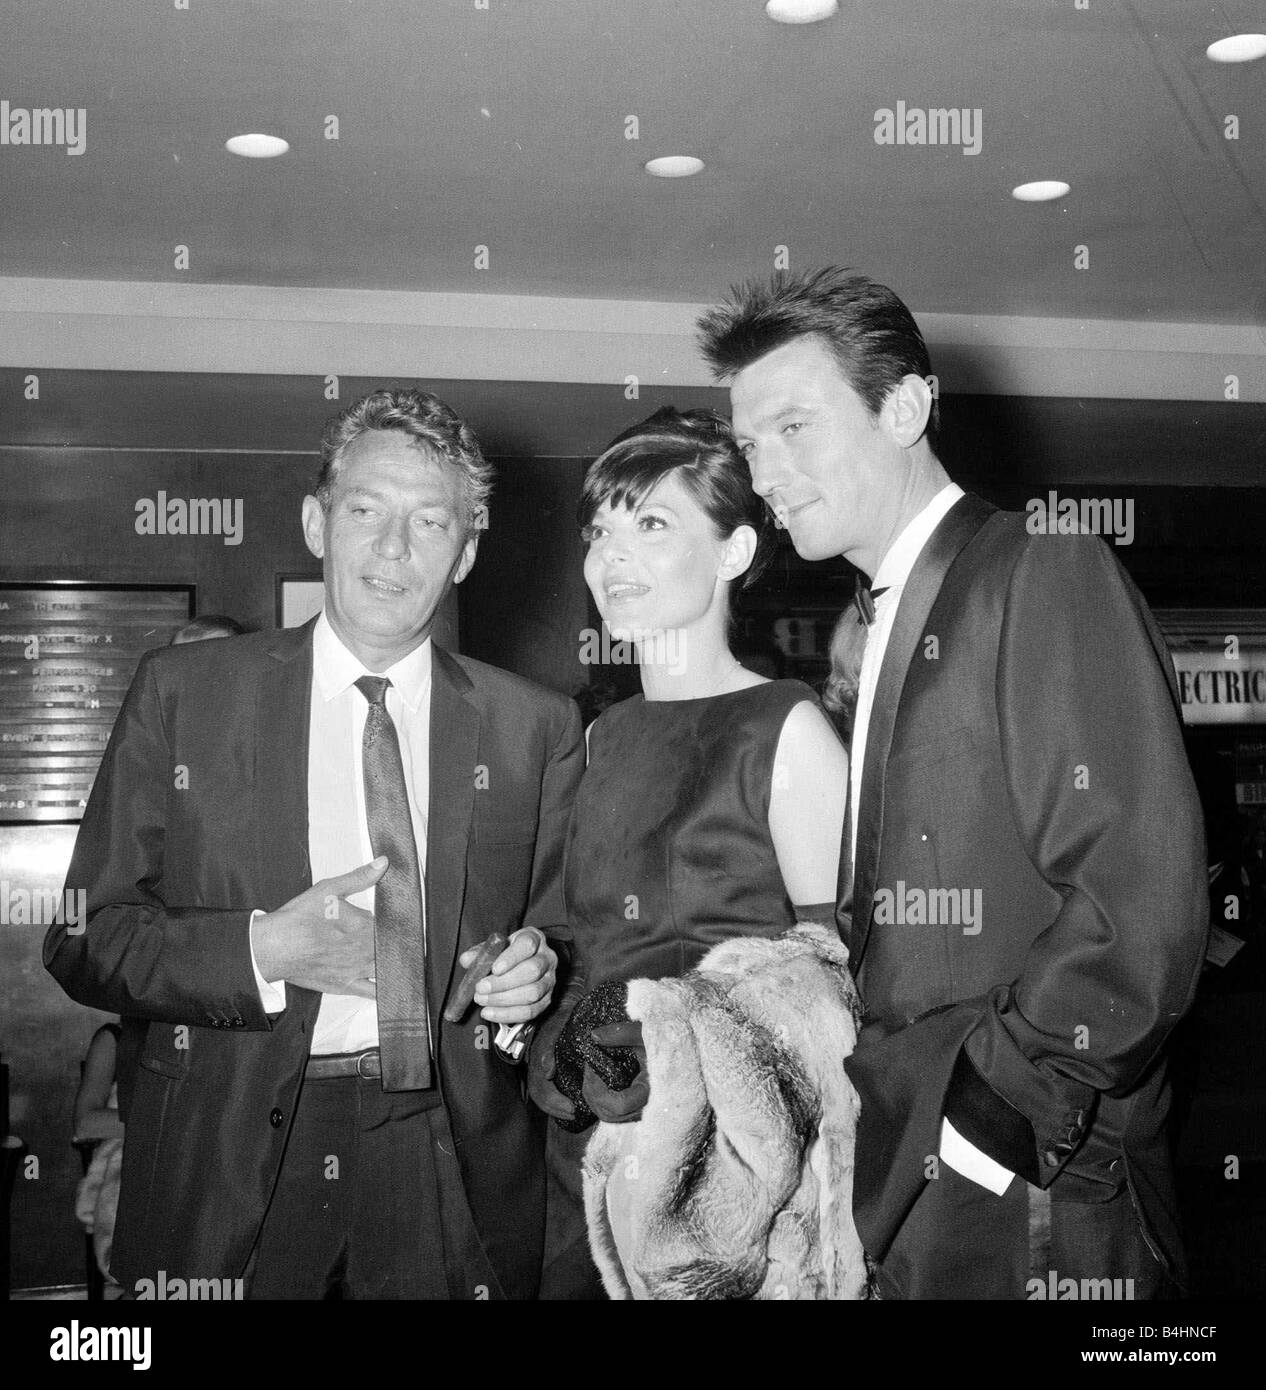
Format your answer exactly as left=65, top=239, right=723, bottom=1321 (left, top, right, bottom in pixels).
left=849, top=494, right=995, bottom=967
left=426, top=645, right=479, bottom=1028
left=253, top=618, right=323, bottom=1034
left=254, top=619, right=315, bottom=907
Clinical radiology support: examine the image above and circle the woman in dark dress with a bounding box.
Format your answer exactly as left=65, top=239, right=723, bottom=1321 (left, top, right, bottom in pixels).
left=530, top=408, right=850, bottom=1298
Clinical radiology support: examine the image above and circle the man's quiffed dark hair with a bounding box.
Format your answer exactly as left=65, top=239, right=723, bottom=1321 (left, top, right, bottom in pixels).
left=315, top=388, right=494, bottom=532
left=696, top=267, right=940, bottom=454
left=578, top=405, right=776, bottom=592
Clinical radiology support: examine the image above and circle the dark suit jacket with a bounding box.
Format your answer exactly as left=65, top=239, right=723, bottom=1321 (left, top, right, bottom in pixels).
left=838, top=494, right=1208, bottom=1292
left=44, top=619, right=585, bottom=1298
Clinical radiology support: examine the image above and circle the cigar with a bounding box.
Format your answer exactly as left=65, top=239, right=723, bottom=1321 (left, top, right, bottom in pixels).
left=443, top=931, right=509, bottom=1023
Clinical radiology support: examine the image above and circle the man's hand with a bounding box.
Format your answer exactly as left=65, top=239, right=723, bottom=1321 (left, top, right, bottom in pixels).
left=466, top=927, right=557, bottom=1024
left=251, top=858, right=386, bottom=998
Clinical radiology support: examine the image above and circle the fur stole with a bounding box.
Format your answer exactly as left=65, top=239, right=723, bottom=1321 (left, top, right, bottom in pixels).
left=582, top=921, right=869, bottom=1300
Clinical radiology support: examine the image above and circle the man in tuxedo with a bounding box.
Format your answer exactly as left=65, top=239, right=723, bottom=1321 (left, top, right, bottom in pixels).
left=700, top=269, right=1208, bottom=1299
left=46, top=388, right=585, bottom=1299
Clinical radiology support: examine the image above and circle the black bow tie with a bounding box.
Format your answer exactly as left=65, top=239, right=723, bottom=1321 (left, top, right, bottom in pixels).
left=853, top=575, right=891, bottom=627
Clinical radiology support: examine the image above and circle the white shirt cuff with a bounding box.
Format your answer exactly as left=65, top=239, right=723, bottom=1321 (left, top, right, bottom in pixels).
left=248, top=909, right=287, bottom=1014
left=939, top=1116, right=1015, bottom=1195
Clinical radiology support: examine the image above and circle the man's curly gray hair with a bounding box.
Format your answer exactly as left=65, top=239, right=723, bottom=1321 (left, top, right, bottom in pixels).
left=315, top=388, right=493, bottom=534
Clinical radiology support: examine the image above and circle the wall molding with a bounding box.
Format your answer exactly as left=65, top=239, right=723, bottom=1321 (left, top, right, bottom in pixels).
left=0, top=277, right=1262, bottom=401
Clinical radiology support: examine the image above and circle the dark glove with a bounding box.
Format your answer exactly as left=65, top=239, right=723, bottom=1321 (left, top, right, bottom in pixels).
left=527, top=1055, right=577, bottom=1123
left=527, top=968, right=590, bottom=1122
left=552, top=981, right=644, bottom=1132
left=582, top=1020, right=648, bottom=1123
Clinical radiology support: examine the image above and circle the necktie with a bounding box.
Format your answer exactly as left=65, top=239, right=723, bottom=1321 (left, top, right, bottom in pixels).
left=355, top=675, right=431, bottom=1091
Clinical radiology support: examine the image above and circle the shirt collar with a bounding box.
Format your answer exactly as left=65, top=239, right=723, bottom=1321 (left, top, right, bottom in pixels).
left=872, top=482, right=965, bottom=592
left=312, top=610, right=432, bottom=712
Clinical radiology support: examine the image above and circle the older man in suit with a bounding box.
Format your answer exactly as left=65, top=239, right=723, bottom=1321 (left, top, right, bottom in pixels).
left=45, top=388, right=585, bottom=1299
left=701, top=268, right=1208, bottom=1300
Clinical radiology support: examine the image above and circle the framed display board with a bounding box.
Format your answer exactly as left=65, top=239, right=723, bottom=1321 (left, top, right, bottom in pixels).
left=276, top=574, right=325, bottom=629
left=0, top=582, right=193, bottom=823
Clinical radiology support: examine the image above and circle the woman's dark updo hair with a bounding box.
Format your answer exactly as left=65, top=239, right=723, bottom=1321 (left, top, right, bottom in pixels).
left=578, top=406, right=775, bottom=592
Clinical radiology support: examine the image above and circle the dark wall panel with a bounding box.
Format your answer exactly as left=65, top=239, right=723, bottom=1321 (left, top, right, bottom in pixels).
left=459, top=458, right=589, bottom=697
left=0, top=368, right=725, bottom=458
left=939, top=394, right=1266, bottom=489
left=4, top=369, right=1265, bottom=485
left=0, top=450, right=317, bottom=634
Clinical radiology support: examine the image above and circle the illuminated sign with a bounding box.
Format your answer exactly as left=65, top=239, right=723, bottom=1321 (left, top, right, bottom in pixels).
left=1170, top=650, right=1266, bottom=725
left=0, top=584, right=190, bottom=821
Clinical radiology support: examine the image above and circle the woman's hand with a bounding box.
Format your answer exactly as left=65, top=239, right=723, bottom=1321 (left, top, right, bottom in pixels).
left=583, top=1020, right=649, bottom=1123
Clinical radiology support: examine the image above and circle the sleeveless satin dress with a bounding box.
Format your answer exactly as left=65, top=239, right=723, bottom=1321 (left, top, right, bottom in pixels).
left=540, top=678, right=822, bottom=1298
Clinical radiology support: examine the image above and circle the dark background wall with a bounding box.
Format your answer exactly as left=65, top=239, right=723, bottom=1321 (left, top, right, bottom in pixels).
left=5, top=371, right=1264, bottom=686
left=1, top=368, right=1265, bottom=1291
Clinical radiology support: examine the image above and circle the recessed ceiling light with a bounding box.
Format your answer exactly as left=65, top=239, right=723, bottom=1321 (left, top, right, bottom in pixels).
left=645, top=155, right=704, bottom=178
left=765, top=0, right=839, bottom=22
left=225, top=133, right=289, bottom=158
left=1011, top=180, right=1071, bottom=202
left=1206, top=34, right=1266, bottom=63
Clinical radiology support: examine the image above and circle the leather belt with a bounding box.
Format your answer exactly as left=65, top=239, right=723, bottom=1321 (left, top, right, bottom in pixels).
left=305, top=1047, right=382, bottom=1080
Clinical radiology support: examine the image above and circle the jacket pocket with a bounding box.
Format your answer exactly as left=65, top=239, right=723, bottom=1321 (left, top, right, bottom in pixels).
left=137, top=1023, right=191, bottom=1081
left=886, top=723, right=985, bottom=773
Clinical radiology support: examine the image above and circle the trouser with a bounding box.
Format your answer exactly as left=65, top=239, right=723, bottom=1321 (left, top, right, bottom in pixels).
left=873, top=1164, right=1174, bottom=1301
left=539, top=1120, right=608, bottom=1300
left=246, top=1072, right=499, bottom=1299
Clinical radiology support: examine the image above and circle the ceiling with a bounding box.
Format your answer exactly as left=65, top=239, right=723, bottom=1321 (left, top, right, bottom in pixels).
left=3, top=0, right=1264, bottom=324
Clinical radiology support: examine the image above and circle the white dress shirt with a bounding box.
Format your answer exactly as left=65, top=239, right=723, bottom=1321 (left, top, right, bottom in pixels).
left=250, top=610, right=432, bottom=1055
left=849, top=483, right=963, bottom=870
left=849, top=482, right=1014, bottom=1196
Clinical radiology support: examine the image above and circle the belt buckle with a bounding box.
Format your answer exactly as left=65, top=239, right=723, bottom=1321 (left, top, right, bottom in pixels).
left=355, top=1049, right=379, bottom=1079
